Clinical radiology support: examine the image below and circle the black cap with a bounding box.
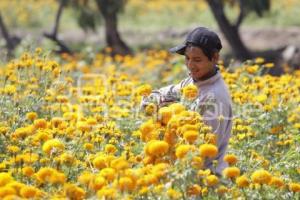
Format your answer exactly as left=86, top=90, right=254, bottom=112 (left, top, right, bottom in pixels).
left=169, top=27, right=222, bottom=55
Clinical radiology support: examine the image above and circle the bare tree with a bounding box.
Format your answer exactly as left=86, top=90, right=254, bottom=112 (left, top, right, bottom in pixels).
left=206, top=0, right=271, bottom=61
left=0, top=11, right=21, bottom=58
left=44, top=0, right=72, bottom=54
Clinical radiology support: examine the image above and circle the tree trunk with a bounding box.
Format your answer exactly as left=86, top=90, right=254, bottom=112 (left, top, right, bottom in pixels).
left=0, top=12, right=20, bottom=57
left=95, top=2, right=132, bottom=56
left=43, top=0, right=71, bottom=54
left=206, top=0, right=252, bottom=61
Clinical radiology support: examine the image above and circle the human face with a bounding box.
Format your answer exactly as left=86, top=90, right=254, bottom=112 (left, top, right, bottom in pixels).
left=185, top=46, right=218, bottom=80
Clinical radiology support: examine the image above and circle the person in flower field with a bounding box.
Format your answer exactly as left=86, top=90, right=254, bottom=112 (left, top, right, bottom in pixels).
left=142, top=27, right=233, bottom=176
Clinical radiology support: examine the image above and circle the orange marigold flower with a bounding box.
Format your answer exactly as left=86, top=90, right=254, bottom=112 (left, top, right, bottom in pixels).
left=236, top=175, right=250, bottom=188
left=199, top=144, right=218, bottom=158
left=222, top=167, right=240, bottom=179
left=224, top=154, right=238, bottom=165
left=251, top=169, right=272, bottom=185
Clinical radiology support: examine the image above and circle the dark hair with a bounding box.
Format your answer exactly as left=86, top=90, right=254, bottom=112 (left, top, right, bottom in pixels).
left=185, top=42, right=219, bottom=61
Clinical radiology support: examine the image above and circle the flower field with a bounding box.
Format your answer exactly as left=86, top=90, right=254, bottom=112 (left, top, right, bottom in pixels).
left=0, top=49, right=299, bottom=199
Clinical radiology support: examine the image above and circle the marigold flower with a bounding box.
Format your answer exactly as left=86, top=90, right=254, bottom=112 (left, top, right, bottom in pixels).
left=199, top=144, right=218, bottom=158
left=33, top=118, right=48, bottom=129
left=97, top=187, right=116, bottom=199
left=183, top=130, right=199, bottom=143
left=167, top=188, right=182, bottom=199
left=269, top=176, right=285, bottom=188
left=0, top=186, right=16, bottom=198
left=20, top=186, right=40, bottom=198
left=26, top=112, right=37, bottom=121
left=99, top=168, right=116, bottom=182
left=251, top=169, right=272, bottom=185
left=187, top=184, right=202, bottom=196
left=105, top=144, right=117, bottom=154
left=223, top=167, right=240, bottom=179
left=42, top=139, right=65, bottom=155
left=182, top=84, right=198, bottom=100
left=145, top=140, right=169, bottom=157
left=175, top=145, right=191, bottom=159
left=288, top=182, right=300, bottom=193
left=169, top=103, right=186, bottom=114
left=0, top=173, right=13, bottom=187
left=64, top=184, right=85, bottom=199
left=93, top=156, right=107, bottom=170
left=236, top=175, right=250, bottom=188
left=205, top=175, right=219, bottom=187
left=90, top=176, right=106, bottom=191
left=22, top=167, right=35, bottom=177
left=118, top=176, right=135, bottom=192
left=159, top=107, right=173, bottom=125
left=136, top=84, right=152, bottom=96
left=78, top=171, right=94, bottom=186
left=224, top=154, right=238, bottom=165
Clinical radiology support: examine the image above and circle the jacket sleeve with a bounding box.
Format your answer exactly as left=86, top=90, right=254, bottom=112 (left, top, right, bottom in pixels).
left=140, top=77, right=191, bottom=108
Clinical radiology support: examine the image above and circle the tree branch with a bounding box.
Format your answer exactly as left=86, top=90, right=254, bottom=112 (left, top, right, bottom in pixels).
left=43, top=0, right=71, bottom=54
left=235, top=0, right=246, bottom=28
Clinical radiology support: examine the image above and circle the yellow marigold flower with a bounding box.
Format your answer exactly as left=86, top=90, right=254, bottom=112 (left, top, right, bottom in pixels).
left=224, top=154, right=238, bottom=165
left=255, top=94, right=268, bottom=104
left=205, top=133, right=217, bottom=145
left=20, top=186, right=40, bottom=198
left=118, top=176, right=135, bottom=192
left=64, top=184, right=85, bottom=199
left=49, top=171, right=66, bottom=185
left=7, top=145, right=20, bottom=154
left=78, top=171, right=94, bottom=186
left=35, top=167, right=53, bottom=183
left=145, top=103, right=157, bottom=115
left=84, top=143, right=94, bottom=151
left=269, top=176, right=285, bottom=188
left=33, top=118, right=48, bottom=129
left=255, top=57, right=265, bottom=64
left=105, top=144, right=117, bottom=154
left=182, top=84, right=198, bottom=100
left=26, top=112, right=37, bottom=121
left=93, top=156, right=107, bottom=170
left=197, top=169, right=211, bottom=177
left=205, top=175, right=219, bottom=187
left=139, top=120, right=155, bottom=142
left=22, top=167, right=35, bottom=177
left=199, top=144, right=218, bottom=158
left=216, top=185, right=228, bottom=195
left=223, top=167, right=240, bottom=179
left=175, top=145, right=191, bottom=159
left=0, top=186, right=16, bottom=198
left=192, top=156, right=204, bottom=169
left=159, top=107, right=173, bottom=125
left=111, top=157, right=129, bottom=170
left=202, top=187, right=208, bottom=196
left=0, top=126, right=9, bottom=135
left=136, top=84, right=152, bottom=96
left=264, top=63, right=274, bottom=68
left=288, top=182, right=300, bottom=193
left=90, top=175, right=106, bottom=191
left=97, top=187, right=116, bottom=199
left=60, top=153, right=75, bottom=166
left=169, top=103, right=186, bottom=114
left=100, top=168, right=116, bottom=182
left=251, top=169, right=272, bottom=185
left=0, top=173, right=13, bottom=187
left=145, top=140, right=169, bottom=157
left=236, top=175, right=250, bottom=188
left=183, top=130, right=199, bottom=144
left=77, top=121, right=92, bottom=132
left=42, top=139, right=65, bottom=155
left=51, top=117, right=64, bottom=128
left=167, top=188, right=182, bottom=199
left=187, top=184, right=202, bottom=196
